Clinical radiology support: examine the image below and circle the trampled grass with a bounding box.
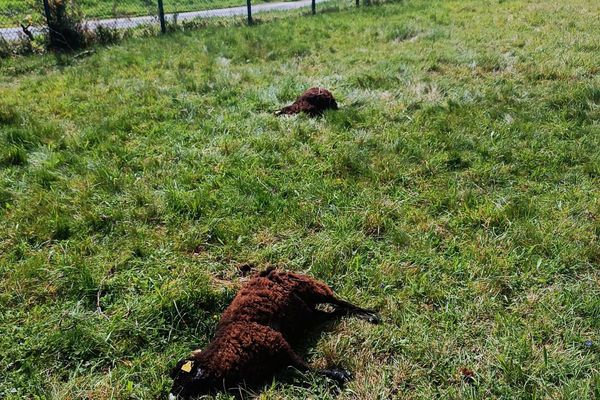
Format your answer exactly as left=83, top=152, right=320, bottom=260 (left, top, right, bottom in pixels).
left=0, top=0, right=599, bottom=398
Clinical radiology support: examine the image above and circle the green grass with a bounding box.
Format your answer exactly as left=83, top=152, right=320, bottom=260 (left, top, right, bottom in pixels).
left=1, top=0, right=599, bottom=398
left=0, top=0, right=298, bottom=28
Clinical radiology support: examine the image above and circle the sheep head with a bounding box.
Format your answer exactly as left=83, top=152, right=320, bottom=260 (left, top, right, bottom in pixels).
left=169, top=355, right=211, bottom=399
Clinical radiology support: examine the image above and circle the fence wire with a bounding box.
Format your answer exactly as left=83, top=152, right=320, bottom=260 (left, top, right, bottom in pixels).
left=1, top=0, right=358, bottom=52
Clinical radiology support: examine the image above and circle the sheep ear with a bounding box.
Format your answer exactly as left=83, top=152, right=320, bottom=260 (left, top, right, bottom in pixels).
left=180, top=361, right=193, bottom=373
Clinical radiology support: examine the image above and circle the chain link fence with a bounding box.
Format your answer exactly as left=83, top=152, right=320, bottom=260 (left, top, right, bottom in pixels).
left=1, top=0, right=364, bottom=54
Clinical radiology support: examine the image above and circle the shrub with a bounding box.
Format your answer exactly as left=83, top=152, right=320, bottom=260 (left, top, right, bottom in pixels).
left=46, top=0, right=88, bottom=51
left=0, top=36, right=10, bottom=58
left=94, top=26, right=121, bottom=45
left=0, top=34, right=35, bottom=58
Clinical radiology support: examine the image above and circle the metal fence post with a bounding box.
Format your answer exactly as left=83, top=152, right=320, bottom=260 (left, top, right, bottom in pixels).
left=311, top=0, right=316, bottom=15
left=42, top=0, right=52, bottom=21
left=246, top=0, right=252, bottom=25
left=157, top=0, right=166, bottom=33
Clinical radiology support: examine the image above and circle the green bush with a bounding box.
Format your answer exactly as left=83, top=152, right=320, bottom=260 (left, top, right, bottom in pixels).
left=46, top=0, right=88, bottom=51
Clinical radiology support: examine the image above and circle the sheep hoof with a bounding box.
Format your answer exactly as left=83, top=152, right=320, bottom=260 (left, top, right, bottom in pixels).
left=367, top=313, right=382, bottom=324
left=358, top=311, right=382, bottom=325
left=322, top=368, right=353, bottom=384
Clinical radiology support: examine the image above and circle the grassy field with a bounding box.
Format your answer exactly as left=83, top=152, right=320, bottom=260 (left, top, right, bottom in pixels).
left=1, top=0, right=599, bottom=398
left=0, top=0, right=295, bottom=28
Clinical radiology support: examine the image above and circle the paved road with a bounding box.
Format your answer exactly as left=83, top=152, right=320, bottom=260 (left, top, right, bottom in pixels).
left=1, top=0, right=327, bottom=41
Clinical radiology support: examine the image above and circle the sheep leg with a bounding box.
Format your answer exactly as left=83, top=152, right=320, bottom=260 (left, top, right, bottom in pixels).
left=279, top=272, right=381, bottom=323
left=325, top=298, right=381, bottom=324
left=284, top=349, right=353, bottom=386
left=273, top=334, right=310, bottom=372
left=243, top=325, right=351, bottom=387
left=320, top=368, right=353, bottom=385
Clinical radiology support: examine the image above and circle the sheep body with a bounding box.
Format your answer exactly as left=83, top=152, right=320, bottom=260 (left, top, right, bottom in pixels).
left=275, top=87, right=339, bottom=116
left=169, top=268, right=379, bottom=398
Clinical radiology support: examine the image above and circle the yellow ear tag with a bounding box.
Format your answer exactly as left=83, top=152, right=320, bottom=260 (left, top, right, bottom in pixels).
left=181, top=361, right=193, bottom=373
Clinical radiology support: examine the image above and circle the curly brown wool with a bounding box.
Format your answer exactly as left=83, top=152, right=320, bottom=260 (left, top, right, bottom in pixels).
left=275, top=87, right=339, bottom=117
left=169, top=268, right=380, bottom=399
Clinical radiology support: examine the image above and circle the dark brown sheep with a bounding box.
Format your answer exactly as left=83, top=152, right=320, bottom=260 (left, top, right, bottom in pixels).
left=169, top=268, right=380, bottom=399
left=275, top=87, right=339, bottom=117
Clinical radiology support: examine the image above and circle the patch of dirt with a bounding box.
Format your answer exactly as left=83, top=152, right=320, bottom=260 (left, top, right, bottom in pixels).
left=236, top=262, right=256, bottom=276
left=276, top=87, right=339, bottom=117
left=192, top=244, right=205, bottom=256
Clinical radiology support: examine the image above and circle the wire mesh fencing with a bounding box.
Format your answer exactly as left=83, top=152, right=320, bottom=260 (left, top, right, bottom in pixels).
left=0, top=0, right=43, bottom=44
left=0, top=0, right=365, bottom=54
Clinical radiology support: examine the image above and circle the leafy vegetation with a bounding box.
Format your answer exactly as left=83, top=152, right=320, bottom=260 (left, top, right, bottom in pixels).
left=0, top=0, right=599, bottom=398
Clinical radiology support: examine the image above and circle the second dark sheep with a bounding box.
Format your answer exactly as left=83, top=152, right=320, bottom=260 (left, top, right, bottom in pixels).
left=275, top=87, right=339, bottom=116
